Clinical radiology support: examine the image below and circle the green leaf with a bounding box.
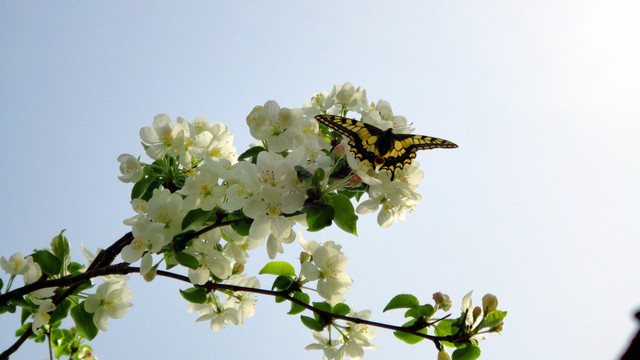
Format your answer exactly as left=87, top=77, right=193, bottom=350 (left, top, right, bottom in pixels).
left=288, top=291, right=310, bottom=315
left=31, top=250, right=62, bottom=276
left=182, top=208, right=217, bottom=230
left=259, top=261, right=296, bottom=276
left=405, top=304, right=435, bottom=319
left=70, top=302, right=99, bottom=340
left=14, top=323, right=31, bottom=337
left=179, top=287, right=207, bottom=304
left=67, top=262, right=84, bottom=275
left=174, top=252, right=200, bottom=270
left=172, top=230, right=197, bottom=251
left=300, top=315, right=324, bottom=332
left=311, top=168, right=325, bottom=187
left=295, top=165, right=313, bottom=181
left=384, top=294, right=420, bottom=312
left=313, top=301, right=331, bottom=323
left=393, top=328, right=425, bottom=345
left=452, top=345, right=481, bottom=360
left=70, top=280, right=93, bottom=296
left=0, top=303, right=16, bottom=314
left=49, top=299, right=72, bottom=324
left=332, top=303, right=351, bottom=316
left=306, top=205, right=334, bottom=232
left=130, top=166, right=159, bottom=200
left=50, top=230, right=70, bottom=265
left=434, top=319, right=458, bottom=345
left=21, top=307, right=34, bottom=324
left=328, top=194, right=358, bottom=235
left=230, top=216, right=252, bottom=236
left=271, top=275, right=293, bottom=292
left=238, top=146, right=265, bottom=162
left=479, top=310, right=507, bottom=330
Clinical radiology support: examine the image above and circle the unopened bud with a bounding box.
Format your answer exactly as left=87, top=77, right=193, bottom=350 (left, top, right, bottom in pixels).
left=438, top=348, right=452, bottom=360
left=482, top=293, right=498, bottom=313
left=349, top=175, right=362, bottom=187
left=143, top=266, right=157, bottom=282
left=332, top=142, right=347, bottom=158
left=433, top=292, right=452, bottom=311
left=232, top=263, right=245, bottom=275
left=472, top=306, right=483, bottom=321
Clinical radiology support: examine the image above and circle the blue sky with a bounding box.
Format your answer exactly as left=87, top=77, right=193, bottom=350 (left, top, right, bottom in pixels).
left=1, top=2, right=638, bottom=359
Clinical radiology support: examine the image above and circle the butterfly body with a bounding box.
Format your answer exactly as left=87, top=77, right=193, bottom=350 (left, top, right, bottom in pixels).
left=315, top=115, right=457, bottom=180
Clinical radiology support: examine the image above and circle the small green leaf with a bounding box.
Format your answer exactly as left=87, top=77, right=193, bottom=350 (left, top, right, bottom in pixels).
left=313, top=301, right=331, bottom=324
left=70, top=280, right=93, bottom=295
left=295, top=165, right=313, bottom=181
left=31, top=250, right=62, bottom=276
left=238, top=146, right=265, bottom=162
left=329, top=194, right=358, bottom=235
left=50, top=230, right=70, bottom=265
left=332, top=303, right=351, bottom=316
left=182, top=208, right=217, bottom=230
left=49, top=299, right=72, bottom=324
left=300, top=315, right=324, bottom=332
left=230, top=216, right=252, bottom=236
left=393, top=329, right=425, bottom=344
left=0, top=303, right=16, bottom=314
left=452, top=345, right=481, bottom=360
left=405, top=304, right=435, bottom=319
left=311, top=168, right=325, bottom=187
left=70, top=302, right=99, bottom=340
left=179, top=287, right=207, bottom=304
left=130, top=167, right=159, bottom=200
left=434, top=319, right=458, bottom=340
left=271, top=275, right=293, bottom=292
left=67, top=262, right=84, bottom=275
left=14, top=323, right=30, bottom=337
left=384, top=294, right=420, bottom=312
left=479, top=310, right=507, bottom=329
left=259, top=261, right=296, bottom=276
left=174, top=252, right=200, bottom=270
left=21, top=307, right=34, bottom=324
left=172, top=230, right=197, bottom=251
left=306, top=205, right=334, bottom=232
left=288, top=291, right=310, bottom=315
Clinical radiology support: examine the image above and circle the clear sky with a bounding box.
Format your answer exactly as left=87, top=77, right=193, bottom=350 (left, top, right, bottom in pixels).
left=1, top=2, right=638, bottom=359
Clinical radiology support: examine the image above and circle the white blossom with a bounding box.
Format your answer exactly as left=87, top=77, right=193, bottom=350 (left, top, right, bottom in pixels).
left=116, top=154, right=143, bottom=183
left=139, top=114, right=186, bottom=159
left=84, top=277, right=133, bottom=331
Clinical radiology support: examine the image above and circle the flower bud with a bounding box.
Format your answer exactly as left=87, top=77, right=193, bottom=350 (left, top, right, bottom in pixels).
left=433, top=292, right=452, bottom=311
left=472, top=306, right=483, bottom=323
left=438, top=348, right=452, bottom=360
left=300, top=252, right=311, bottom=263
left=232, top=263, right=245, bottom=275
left=142, top=266, right=157, bottom=282
left=482, top=293, right=498, bottom=313
left=349, top=175, right=362, bottom=187
left=332, top=142, right=347, bottom=158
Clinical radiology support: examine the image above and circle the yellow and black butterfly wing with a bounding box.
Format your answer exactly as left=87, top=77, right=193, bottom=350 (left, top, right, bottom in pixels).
left=314, top=114, right=457, bottom=179
left=380, top=133, right=458, bottom=174
left=315, top=115, right=383, bottom=166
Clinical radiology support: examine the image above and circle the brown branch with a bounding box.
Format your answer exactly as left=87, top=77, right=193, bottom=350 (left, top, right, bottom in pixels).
left=150, top=269, right=469, bottom=344
left=2, top=216, right=468, bottom=359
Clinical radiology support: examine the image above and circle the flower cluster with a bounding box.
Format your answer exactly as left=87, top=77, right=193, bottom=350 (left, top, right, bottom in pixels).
left=305, top=310, right=376, bottom=360
left=112, top=82, right=437, bottom=356
left=0, top=83, right=486, bottom=360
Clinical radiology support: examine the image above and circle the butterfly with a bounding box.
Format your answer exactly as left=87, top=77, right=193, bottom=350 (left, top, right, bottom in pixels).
left=315, top=114, right=457, bottom=180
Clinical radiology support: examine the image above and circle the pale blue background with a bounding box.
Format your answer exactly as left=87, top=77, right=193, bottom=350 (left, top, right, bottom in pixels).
left=1, top=2, right=638, bottom=359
